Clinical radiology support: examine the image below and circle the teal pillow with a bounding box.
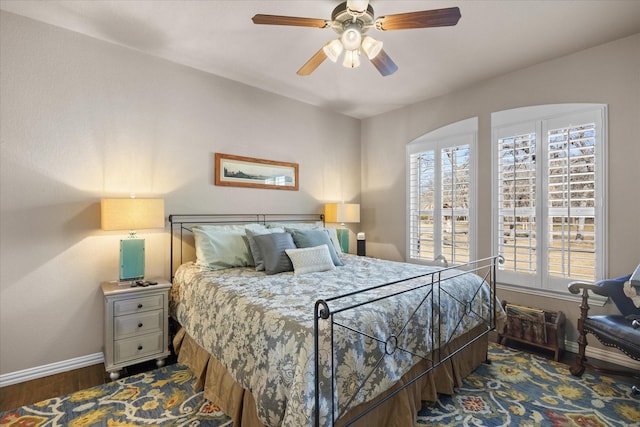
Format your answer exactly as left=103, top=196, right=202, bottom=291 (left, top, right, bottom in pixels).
left=253, top=232, right=296, bottom=275
left=287, top=228, right=344, bottom=267
left=193, top=227, right=252, bottom=269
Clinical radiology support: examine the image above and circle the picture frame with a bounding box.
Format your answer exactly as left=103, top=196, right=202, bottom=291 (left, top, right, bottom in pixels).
left=215, top=153, right=299, bottom=191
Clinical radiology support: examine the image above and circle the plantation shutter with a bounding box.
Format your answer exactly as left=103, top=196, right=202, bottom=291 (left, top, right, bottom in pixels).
left=545, top=120, right=598, bottom=282
left=496, top=131, right=538, bottom=285
left=492, top=105, right=606, bottom=291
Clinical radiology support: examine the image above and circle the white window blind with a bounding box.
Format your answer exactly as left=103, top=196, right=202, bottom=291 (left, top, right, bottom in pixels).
left=497, top=132, right=537, bottom=277
left=546, top=122, right=597, bottom=281
left=492, top=105, right=606, bottom=292
left=407, top=118, right=477, bottom=266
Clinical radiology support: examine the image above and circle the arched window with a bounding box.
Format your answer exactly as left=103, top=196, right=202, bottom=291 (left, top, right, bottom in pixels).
left=406, top=117, right=478, bottom=265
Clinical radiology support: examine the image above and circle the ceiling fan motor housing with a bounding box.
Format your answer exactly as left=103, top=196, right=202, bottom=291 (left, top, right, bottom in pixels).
left=331, top=1, right=375, bottom=37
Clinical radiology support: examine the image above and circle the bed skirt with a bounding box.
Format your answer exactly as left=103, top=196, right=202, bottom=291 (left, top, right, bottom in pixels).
left=173, top=324, right=488, bottom=427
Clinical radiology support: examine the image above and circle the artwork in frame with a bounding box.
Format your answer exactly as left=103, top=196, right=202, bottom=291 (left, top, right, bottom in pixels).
left=215, top=153, right=299, bottom=191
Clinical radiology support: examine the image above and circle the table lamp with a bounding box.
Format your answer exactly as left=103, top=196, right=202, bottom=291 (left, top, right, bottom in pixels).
left=324, top=203, right=360, bottom=253
left=101, top=198, right=165, bottom=282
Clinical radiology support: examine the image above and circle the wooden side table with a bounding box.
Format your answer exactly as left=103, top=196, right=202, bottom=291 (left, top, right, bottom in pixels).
left=101, top=279, right=171, bottom=380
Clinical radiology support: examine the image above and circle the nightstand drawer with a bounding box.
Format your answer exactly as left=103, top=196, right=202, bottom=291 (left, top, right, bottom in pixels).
left=114, top=332, right=164, bottom=364
left=114, top=294, right=164, bottom=316
left=114, top=310, right=163, bottom=339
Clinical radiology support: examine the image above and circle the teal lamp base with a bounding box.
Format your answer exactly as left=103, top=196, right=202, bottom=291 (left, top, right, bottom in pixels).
left=336, top=228, right=349, bottom=254
left=120, top=238, right=145, bottom=281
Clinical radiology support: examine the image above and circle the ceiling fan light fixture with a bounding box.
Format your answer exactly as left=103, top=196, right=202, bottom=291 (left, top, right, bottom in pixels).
left=361, top=35, right=383, bottom=59
left=342, top=49, right=361, bottom=69
left=323, top=39, right=344, bottom=63
left=340, top=23, right=362, bottom=51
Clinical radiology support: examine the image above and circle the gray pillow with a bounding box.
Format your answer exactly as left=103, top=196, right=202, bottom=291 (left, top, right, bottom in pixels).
left=287, top=228, right=344, bottom=267
left=246, top=227, right=285, bottom=271
left=253, top=232, right=296, bottom=275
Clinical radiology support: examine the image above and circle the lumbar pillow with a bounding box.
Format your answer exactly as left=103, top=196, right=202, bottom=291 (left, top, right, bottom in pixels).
left=252, top=232, right=296, bottom=275
left=286, top=228, right=344, bottom=266
left=286, top=245, right=336, bottom=275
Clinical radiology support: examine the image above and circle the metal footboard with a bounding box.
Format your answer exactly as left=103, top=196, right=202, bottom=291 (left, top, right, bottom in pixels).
left=314, top=255, right=503, bottom=426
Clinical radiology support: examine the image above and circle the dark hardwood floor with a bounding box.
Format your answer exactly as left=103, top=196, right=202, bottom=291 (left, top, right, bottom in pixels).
left=1, top=342, right=636, bottom=413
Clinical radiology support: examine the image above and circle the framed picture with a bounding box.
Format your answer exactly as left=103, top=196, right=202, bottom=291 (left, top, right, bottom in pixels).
left=215, top=153, right=299, bottom=191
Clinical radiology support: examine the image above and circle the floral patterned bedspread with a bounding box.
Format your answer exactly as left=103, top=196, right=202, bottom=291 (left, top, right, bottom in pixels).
left=170, top=254, right=504, bottom=427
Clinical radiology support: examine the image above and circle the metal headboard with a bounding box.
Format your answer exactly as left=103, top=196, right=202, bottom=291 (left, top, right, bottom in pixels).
left=168, top=213, right=324, bottom=281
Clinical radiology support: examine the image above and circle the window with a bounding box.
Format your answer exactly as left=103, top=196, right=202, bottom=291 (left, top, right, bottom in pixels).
left=407, top=118, right=477, bottom=265
left=492, top=104, right=607, bottom=292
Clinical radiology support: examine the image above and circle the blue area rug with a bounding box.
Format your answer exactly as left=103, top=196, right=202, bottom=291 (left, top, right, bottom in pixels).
left=1, top=343, right=638, bottom=426
left=417, top=344, right=640, bottom=426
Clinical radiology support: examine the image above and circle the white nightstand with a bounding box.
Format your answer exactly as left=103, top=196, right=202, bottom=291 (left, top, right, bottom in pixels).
left=101, top=279, right=172, bottom=380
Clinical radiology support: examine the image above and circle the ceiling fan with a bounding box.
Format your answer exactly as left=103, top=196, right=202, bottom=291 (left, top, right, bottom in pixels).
left=252, top=0, right=461, bottom=77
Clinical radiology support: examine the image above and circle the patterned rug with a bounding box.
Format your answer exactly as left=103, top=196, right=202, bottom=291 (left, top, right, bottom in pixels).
left=417, top=344, right=640, bottom=426
left=1, top=344, right=638, bottom=426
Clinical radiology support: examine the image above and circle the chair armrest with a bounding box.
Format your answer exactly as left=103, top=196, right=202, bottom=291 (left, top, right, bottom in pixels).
left=568, top=281, right=602, bottom=295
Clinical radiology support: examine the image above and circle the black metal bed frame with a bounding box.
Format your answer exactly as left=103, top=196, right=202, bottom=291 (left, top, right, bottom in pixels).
left=313, top=255, right=502, bottom=426
left=168, top=213, right=502, bottom=427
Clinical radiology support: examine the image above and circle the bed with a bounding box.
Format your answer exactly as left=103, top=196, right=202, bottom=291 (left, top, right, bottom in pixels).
left=168, top=214, right=505, bottom=427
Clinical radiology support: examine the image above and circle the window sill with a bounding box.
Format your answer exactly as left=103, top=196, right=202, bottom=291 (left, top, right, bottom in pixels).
left=496, top=282, right=608, bottom=307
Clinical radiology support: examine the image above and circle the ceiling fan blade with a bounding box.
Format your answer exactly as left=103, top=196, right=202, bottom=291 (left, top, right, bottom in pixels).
left=370, top=49, right=398, bottom=76
left=252, top=14, right=328, bottom=28
left=375, top=7, right=461, bottom=31
left=297, top=48, right=328, bottom=76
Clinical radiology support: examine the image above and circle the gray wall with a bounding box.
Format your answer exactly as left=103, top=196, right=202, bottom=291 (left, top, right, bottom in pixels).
left=361, top=33, right=640, bottom=353
left=0, top=11, right=360, bottom=375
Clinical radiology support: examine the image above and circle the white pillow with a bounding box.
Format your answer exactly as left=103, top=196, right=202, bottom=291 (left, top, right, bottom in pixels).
left=265, top=221, right=324, bottom=230
left=285, top=245, right=336, bottom=275
left=323, top=227, right=343, bottom=256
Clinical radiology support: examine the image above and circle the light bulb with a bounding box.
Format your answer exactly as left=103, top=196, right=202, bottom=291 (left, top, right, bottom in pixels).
left=340, top=23, right=362, bottom=51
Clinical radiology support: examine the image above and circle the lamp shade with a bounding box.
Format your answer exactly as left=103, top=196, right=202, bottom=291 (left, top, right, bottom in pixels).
left=324, top=203, right=360, bottom=224
left=323, top=39, right=344, bottom=63
left=101, top=198, right=165, bottom=231
left=361, top=36, right=383, bottom=59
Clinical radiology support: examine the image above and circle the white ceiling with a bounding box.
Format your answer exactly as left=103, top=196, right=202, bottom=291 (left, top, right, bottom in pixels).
left=2, top=0, right=639, bottom=119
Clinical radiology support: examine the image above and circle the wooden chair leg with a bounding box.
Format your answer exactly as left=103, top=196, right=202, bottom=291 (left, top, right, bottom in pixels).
left=570, top=287, right=590, bottom=377
left=570, top=329, right=587, bottom=376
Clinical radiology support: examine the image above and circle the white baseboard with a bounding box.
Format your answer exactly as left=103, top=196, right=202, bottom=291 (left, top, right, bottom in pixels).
left=564, top=340, right=640, bottom=371
left=0, top=353, right=104, bottom=387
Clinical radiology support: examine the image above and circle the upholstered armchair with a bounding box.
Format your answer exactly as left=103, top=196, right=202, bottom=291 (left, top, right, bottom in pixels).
left=568, top=266, right=640, bottom=394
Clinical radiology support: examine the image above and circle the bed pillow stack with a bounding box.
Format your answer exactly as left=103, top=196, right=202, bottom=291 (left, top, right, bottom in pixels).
left=193, top=223, right=345, bottom=275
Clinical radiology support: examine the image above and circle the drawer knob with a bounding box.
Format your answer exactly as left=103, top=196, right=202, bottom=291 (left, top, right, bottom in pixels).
left=137, top=345, right=143, bottom=351
left=137, top=304, right=143, bottom=309
left=138, top=322, right=143, bottom=328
